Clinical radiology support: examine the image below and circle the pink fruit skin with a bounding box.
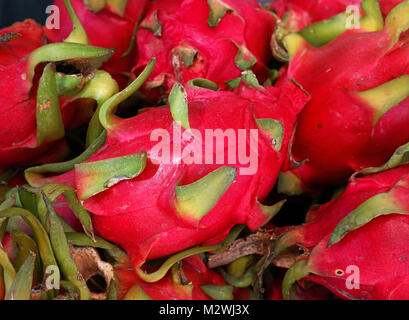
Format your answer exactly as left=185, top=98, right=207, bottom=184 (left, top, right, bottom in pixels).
left=0, top=20, right=77, bottom=170
left=135, top=0, right=276, bottom=102
left=0, top=275, right=3, bottom=300
left=47, top=80, right=309, bottom=268
left=281, top=14, right=409, bottom=190
left=278, top=164, right=409, bottom=253
left=306, top=214, right=409, bottom=300
left=280, top=165, right=409, bottom=299
left=45, top=0, right=147, bottom=88
left=116, top=256, right=225, bottom=300
left=0, top=20, right=45, bottom=66
left=269, top=0, right=404, bottom=30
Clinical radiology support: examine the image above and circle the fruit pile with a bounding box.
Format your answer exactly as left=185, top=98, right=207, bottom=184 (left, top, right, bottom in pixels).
left=0, top=0, right=408, bottom=300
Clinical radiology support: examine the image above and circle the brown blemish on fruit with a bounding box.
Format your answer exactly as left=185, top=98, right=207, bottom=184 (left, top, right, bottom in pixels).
left=38, top=101, right=52, bottom=113
left=0, top=32, right=21, bottom=44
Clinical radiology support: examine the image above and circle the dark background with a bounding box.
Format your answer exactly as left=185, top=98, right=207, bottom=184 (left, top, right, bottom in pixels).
left=0, top=0, right=271, bottom=28
left=0, top=0, right=53, bottom=28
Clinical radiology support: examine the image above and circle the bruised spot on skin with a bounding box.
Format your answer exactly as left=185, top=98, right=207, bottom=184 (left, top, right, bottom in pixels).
left=0, top=32, right=21, bottom=44
left=38, top=101, right=52, bottom=113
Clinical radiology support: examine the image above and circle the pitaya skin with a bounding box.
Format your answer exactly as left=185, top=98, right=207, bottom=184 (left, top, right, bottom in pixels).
left=280, top=164, right=409, bottom=300
left=135, top=0, right=276, bottom=102
left=33, top=62, right=309, bottom=269
left=0, top=20, right=63, bottom=169
left=269, top=0, right=405, bottom=60
left=0, top=20, right=45, bottom=66
left=269, top=0, right=403, bottom=30
left=275, top=164, right=409, bottom=255
left=270, top=0, right=359, bottom=36
left=116, top=255, right=225, bottom=300
left=277, top=1, right=409, bottom=193
left=45, top=0, right=147, bottom=88
left=0, top=18, right=114, bottom=171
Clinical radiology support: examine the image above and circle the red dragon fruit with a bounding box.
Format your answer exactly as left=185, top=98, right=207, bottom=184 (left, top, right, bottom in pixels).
left=270, top=0, right=360, bottom=25
left=0, top=20, right=45, bottom=66
left=116, top=255, right=227, bottom=300
left=45, top=0, right=148, bottom=88
left=276, top=0, right=409, bottom=194
left=270, top=0, right=404, bottom=47
left=26, top=59, right=309, bottom=272
left=0, top=21, right=47, bottom=171
left=0, top=2, right=117, bottom=172
left=135, top=0, right=276, bottom=102
left=270, top=0, right=404, bottom=25
left=274, top=163, right=409, bottom=256
left=269, top=0, right=407, bottom=63
left=278, top=163, right=409, bottom=299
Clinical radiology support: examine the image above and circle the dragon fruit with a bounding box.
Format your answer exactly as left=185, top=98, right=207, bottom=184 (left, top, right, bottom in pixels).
left=135, top=0, right=276, bottom=102
left=0, top=20, right=51, bottom=171
left=270, top=0, right=361, bottom=47
left=279, top=164, right=409, bottom=299
left=270, top=0, right=406, bottom=62
left=270, top=0, right=404, bottom=46
left=0, top=1, right=117, bottom=172
left=276, top=0, right=409, bottom=194
left=270, top=0, right=360, bottom=26
left=0, top=20, right=45, bottom=65
left=45, top=0, right=147, bottom=88
left=270, top=0, right=404, bottom=26
left=26, top=59, right=309, bottom=271
left=116, top=255, right=226, bottom=300
left=274, top=164, right=409, bottom=257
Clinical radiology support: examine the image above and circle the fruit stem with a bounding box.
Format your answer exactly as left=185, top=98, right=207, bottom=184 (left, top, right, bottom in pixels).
left=282, top=259, right=310, bottom=300
left=99, top=57, right=156, bottom=132
left=136, top=244, right=221, bottom=283
left=63, top=0, right=90, bottom=44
